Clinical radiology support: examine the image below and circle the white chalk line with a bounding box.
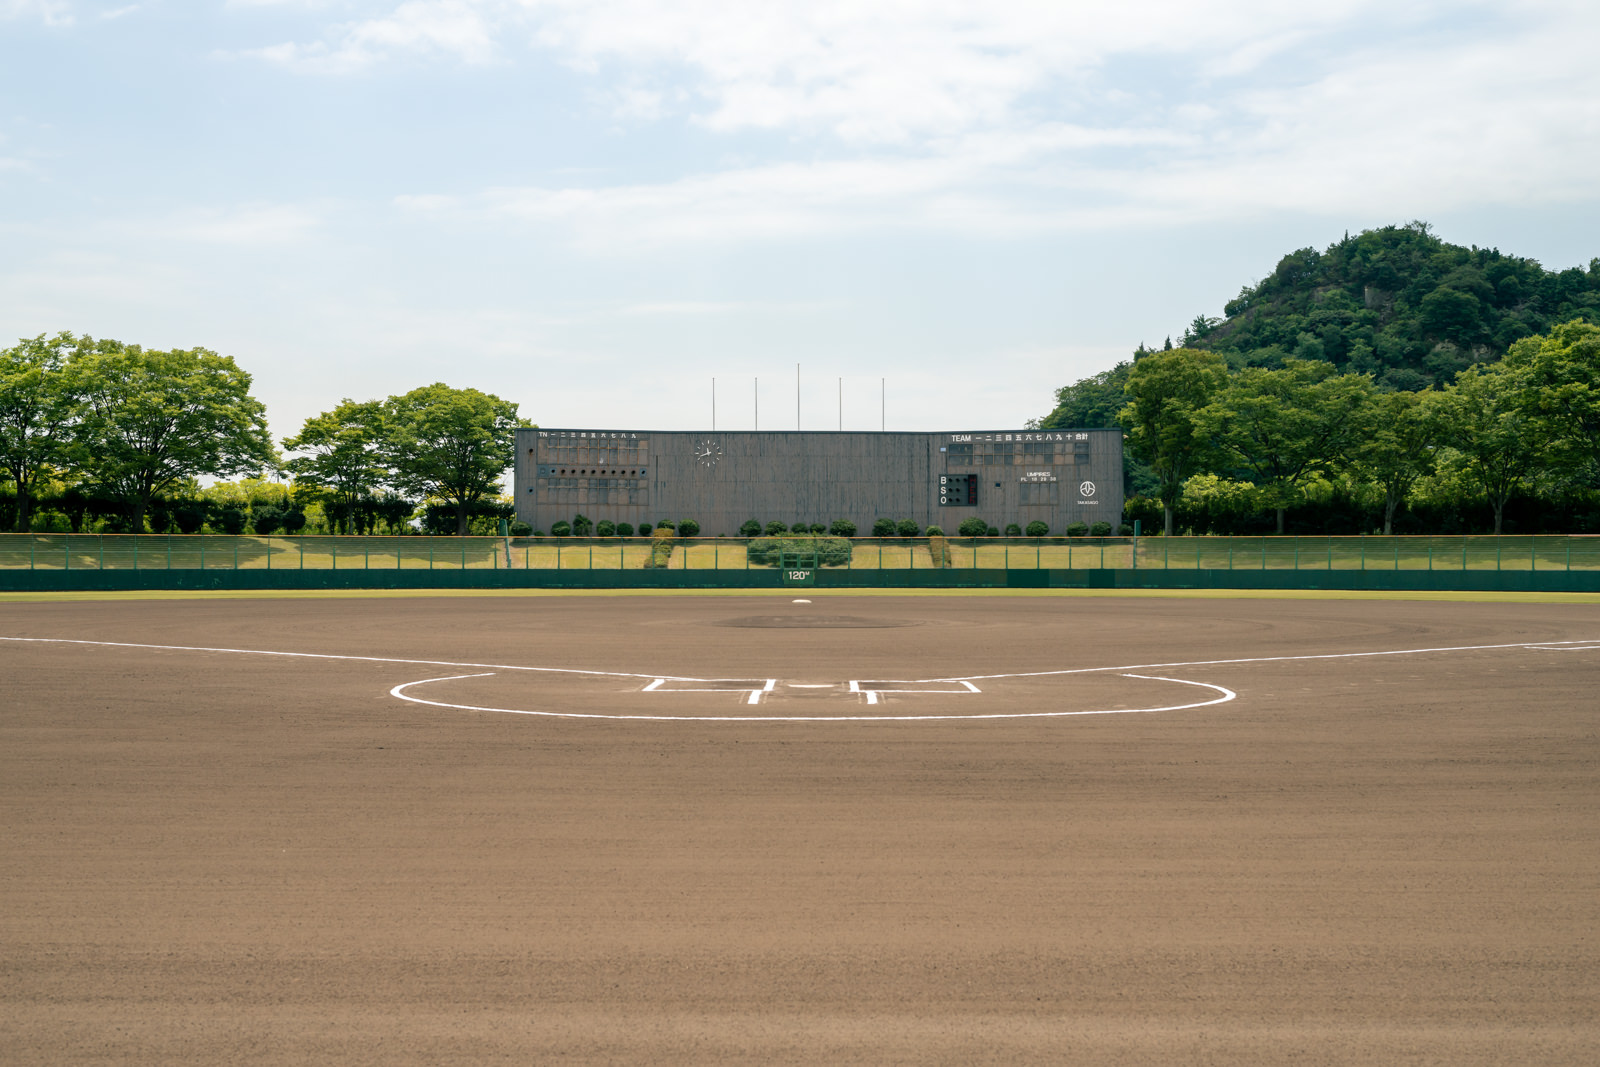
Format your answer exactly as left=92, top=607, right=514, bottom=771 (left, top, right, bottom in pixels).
left=388, top=673, right=1236, bottom=722
left=850, top=679, right=981, bottom=705
left=7, top=633, right=1596, bottom=724
left=9, top=634, right=1592, bottom=687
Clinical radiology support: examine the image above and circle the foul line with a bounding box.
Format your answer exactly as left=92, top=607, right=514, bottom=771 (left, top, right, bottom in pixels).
left=7, top=633, right=1597, bottom=724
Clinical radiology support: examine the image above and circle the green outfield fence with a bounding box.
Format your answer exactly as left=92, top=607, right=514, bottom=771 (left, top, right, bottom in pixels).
left=3, top=533, right=1600, bottom=592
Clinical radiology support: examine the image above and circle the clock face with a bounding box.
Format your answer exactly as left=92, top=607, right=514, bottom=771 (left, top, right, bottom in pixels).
left=696, top=439, right=723, bottom=468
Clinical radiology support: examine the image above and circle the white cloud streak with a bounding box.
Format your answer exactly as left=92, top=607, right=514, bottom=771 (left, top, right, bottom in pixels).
left=238, top=1, right=1600, bottom=246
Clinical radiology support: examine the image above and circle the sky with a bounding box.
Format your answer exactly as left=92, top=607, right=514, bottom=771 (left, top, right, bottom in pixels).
left=4, top=0, right=1599, bottom=446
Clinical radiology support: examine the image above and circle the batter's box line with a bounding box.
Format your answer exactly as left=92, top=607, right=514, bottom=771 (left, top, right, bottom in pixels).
left=850, top=679, right=981, bottom=705
left=644, top=677, right=777, bottom=705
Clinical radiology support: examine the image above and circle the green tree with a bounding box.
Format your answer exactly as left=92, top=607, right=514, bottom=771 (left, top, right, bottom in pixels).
left=1035, top=363, right=1131, bottom=429
left=282, top=399, right=388, bottom=534
left=1503, top=319, right=1600, bottom=480
left=380, top=383, right=525, bottom=536
left=1350, top=389, right=1444, bottom=534
left=67, top=343, right=277, bottom=532
left=1434, top=362, right=1551, bottom=534
left=1198, top=360, right=1371, bottom=534
left=1119, top=347, right=1229, bottom=535
left=0, top=332, right=83, bottom=531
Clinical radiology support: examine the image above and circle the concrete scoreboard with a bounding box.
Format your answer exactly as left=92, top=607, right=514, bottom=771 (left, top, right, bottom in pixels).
left=513, top=427, right=1124, bottom=536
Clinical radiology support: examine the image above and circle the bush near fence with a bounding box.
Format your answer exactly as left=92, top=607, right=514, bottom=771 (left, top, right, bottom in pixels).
left=5, top=533, right=1600, bottom=578
left=745, top=535, right=853, bottom=567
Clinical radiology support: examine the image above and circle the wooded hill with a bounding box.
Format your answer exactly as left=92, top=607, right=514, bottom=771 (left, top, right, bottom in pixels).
left=1033, top=223, right=1600, bottom=536
left=1038, top=222, right=1600, bottom=431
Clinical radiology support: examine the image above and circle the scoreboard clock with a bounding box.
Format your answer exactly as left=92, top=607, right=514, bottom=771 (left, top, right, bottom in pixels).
left=938, top=473, right=978, bottom=506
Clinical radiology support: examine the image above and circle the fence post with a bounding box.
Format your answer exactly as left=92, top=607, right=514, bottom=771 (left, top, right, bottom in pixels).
left=234, top=539, right=238, bottom=570
left=199, top=538, right=204, bottom=571
left=64, top=537, right=69, bottom=571
left=1496, top=538, right=1501, bottom=571
left=133, top=535, right=138, bottom=571
left=1327, top=536, right=1332, bottom=570
left=1567, top=539, right=1572, bottom=572
left=266, top=536, right=271, bottom=570
left=1393, top=539, right=1399, bottom=571
left=99, top=534, right=104, bottom=570
left=332, top=540, right=337, bottom=571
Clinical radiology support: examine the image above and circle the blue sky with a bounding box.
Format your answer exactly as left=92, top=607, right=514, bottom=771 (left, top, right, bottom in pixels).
left=4, top=1, right=1598, bottom=445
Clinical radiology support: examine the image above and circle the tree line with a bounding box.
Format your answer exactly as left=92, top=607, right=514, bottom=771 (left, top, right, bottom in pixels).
left=1043, top=320, right=1600, bottom=537
left=0, top=332, right=525, bottom=536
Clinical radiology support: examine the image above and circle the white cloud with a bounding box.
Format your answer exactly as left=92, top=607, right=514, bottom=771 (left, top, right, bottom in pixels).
left=246, top=0, right=498, bottom=72
left=127, top=203, right=324, bottom=245
left=2, top=0, right=75, bottom=25
left=351, top=2, right=1598, bottom=250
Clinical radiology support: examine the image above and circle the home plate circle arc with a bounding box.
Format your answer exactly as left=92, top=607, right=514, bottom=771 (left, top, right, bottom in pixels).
left=385, top=670, right=1238, bottom=722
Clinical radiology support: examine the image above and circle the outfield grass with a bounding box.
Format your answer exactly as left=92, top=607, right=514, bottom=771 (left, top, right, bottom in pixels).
left=4, top=533, right=1600, bottom=573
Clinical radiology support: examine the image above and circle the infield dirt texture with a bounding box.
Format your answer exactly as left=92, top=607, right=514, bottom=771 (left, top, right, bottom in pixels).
left=4, top=593, right=1599, bottom=1063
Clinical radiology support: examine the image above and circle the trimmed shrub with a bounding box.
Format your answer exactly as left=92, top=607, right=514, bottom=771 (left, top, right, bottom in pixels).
left=214, top=505, right=247, bottom=536
left=571, top=513, right=593, bottom=536
left=871, top=517, right=896, bottom=537
left=746, top=535, right=853, bottom=567
left=1118, top=523, right=1134, bottom=536
left=551, top=520, right=572, bottom=537
left=616, top=522, right=634, bottom=537
left=986, top=526, right=1000, bottom=537
left=644, top=527, right=676, bottom=568
left=173, top=501, right=207, bottom=535
left=740, top=519, right=762, bottom=537
left=638, top=522, right=652, bottom=536
left=828, top=518, right=857, bottom=537
left=896, top=518, right=919, bottom=538
left=252, top=506, right=283, bottom=536
left=764, top=520, right=788, bottom=535
left=1066, top=522, right=1088, bottom=537
left=677, top=518, right=701, bottom=537
left=957, top=516, right=988, bottom=537
left=655, top=519, right=675, bottom=532
left=595, top=519, right=616, bottom=537
left=1004, top=523, right=1022, bottom=537
left=1025, top=520, right=1048, bottom=538
left=925, top=525, right=943, bottom=537
left=510, top=520, right=533, bottom=536
left=1089, top=521, right=1113, bottom=537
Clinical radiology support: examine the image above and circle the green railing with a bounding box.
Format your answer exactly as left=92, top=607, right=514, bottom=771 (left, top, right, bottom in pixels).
left=2, top=533, right=1598, bottom=572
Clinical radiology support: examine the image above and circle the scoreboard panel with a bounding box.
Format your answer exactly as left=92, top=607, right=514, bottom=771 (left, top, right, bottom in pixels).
left=938, top=473, right=978, bottom=506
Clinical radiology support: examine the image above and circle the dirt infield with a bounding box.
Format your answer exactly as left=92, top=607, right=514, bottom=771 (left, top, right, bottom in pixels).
left=4, top=594, right=1599, bottom=1063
